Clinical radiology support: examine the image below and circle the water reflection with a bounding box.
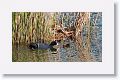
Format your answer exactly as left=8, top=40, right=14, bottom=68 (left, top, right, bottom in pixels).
left=12, top=40, right=101, bottom=62
left=12, top=40, right=81, bottom=62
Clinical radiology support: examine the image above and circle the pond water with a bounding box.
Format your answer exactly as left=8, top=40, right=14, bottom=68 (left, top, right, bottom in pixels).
left=12, top=39, right=101, bottom=62
left=12, top=39, right=80, bottom=62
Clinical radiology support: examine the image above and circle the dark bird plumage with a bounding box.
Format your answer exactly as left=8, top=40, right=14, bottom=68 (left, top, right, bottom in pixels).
left=28, top=41, right=57, bottom=51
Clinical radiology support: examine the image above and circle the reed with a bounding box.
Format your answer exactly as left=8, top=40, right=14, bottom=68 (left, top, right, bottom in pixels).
left=12, top=12, right=54, bottom=44
left=75, top=12, right=93, bottom=61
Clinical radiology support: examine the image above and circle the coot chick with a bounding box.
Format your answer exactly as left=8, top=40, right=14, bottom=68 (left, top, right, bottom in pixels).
left=63, top=44, right=70, bottom=48
left=28, top=41, right=57, bottom=51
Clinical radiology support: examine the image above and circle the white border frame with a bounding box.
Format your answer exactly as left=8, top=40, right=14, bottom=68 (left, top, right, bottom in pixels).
left=0, top=0, right=114, bottom=74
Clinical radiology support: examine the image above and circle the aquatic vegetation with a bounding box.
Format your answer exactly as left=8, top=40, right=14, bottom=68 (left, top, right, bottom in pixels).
left=12, top=12, right=102, bottom=62
left=12, top=12, right=54, bottom=44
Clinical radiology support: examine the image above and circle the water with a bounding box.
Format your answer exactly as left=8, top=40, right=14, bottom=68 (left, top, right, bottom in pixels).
left=12, top=39, right=81, bottom=62
left=12, top=37, right=102, bottom=62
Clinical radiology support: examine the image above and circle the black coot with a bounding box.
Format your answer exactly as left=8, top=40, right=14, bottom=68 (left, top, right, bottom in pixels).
left=28, top=41, right=57, bottom=51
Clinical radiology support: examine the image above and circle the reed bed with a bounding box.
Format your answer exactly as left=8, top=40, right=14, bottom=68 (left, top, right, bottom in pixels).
left=12, top=12, right=55, bottom=44
left=75, top=12, right=102, bottom=61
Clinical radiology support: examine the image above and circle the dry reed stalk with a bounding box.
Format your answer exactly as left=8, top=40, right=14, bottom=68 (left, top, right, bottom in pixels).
left=75, top=12, right=93, bottom=61
left=12, top=12, right=54, bottom=44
